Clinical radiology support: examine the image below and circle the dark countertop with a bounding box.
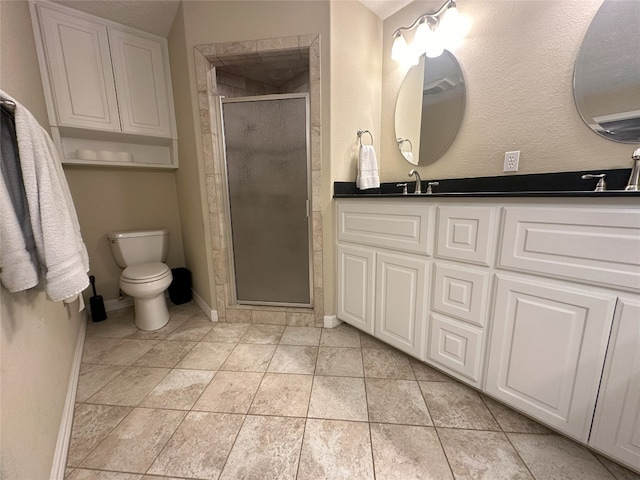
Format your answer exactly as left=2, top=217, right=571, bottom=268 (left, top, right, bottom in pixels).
left=334, top=168, right=640, bottom=198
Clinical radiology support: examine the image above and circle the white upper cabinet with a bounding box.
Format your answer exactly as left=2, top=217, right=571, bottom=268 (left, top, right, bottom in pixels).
left=107, top=27, right=173, bottom=137
left=36, top=4, right=120, bottom=131
left=30, top=1, right=178, bottom=168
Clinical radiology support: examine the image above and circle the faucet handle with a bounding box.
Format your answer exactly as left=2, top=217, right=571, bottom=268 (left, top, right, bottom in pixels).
left=396, top=183, right=408, bottom=195
left=426, top=181, right=439, bottom=194
left=581, top=173, right=607, bottom=192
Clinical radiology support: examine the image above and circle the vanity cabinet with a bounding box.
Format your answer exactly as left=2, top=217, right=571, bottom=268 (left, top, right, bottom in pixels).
left=335, top=196, right=640, bottom=472
left=589, top=297, right=640, bottom=468
left=485, top=274, right=616, bottom=442
left=30, top=1, right=178, bottom=168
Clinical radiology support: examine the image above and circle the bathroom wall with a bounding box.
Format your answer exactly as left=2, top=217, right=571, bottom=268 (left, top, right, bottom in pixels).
left=377, top=0, right=631, bottom=182
left=0, top=2, right=85, bottom=478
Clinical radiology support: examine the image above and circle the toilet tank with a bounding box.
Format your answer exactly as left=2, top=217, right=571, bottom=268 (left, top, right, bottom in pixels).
left=107, top=228, right=169, bottom=268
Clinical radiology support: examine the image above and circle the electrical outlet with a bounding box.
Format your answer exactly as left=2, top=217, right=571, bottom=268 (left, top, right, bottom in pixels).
left=504, top=151, right=520, bottom=172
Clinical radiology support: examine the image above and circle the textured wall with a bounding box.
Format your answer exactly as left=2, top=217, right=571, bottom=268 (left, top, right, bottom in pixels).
left=377, top=0, right=631, bottom=183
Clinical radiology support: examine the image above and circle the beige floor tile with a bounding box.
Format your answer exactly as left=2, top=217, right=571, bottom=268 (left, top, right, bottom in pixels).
left=201, top=322, right=250, bottom=343
left=176, top=342, right=235, bottom=370
left=249, top=373, right=313, bottom=417
left=362, top=348, right=415, bottom=380
left=80, top=408, right=186, bottom=473
left=148, top=411, right=243, bottom=479
left=127, top=315, right=190, bottom=340
left=85, top=307, right=133, bottom=335
left=308, top=376, right=368, bottom=422
left=279, top=326, right=322, bottom=346
left=66, top=470, right=143, bottom=480
left=82, top=338, right=158, bottom=366
left=91, top=318, right=139, bottom=339
left=219, top=415, right=305, bottom=480
left=86, top=367, right=170, bottom=406
left=481, top=394, right=551, bottom=434
left=596, top=455, right=640, bottom=480
left=267, top=345, right=318, bottom=374
left=193, top=371, right=263, bottom=413
left=319, top=324, right=361, bottom=347
left=240, top=324, right=285, bottom=344
left=315, top=346, right=363, bottom=377
left=168, top=302, right=205, bottom=322
left=508, top=433, right=617, bottom=480
left=132, top=341, right=196, bottom=368
left=439, top=428, right=533, bottom=479
left=420, top=381, right=499, bottom=430
left=165, top=319, right=214, bottom=341
left=66, top=404, right=132, bottom=466
left=220, top=343, right=276, bottom=372
left=142, top=476, right=187, bottom=480
left=360, top=332, right=393, bottom=350
left=410, top=358, right=454, bottom=382
left=298, top=419, right=374, bottom=480
left=366, top=379, right=432, bottom=426
left=370, top=423, right=453, bottom=480
left=140, top=369, right=215, bottom=410
left=75, top=364, right=126, bottom=402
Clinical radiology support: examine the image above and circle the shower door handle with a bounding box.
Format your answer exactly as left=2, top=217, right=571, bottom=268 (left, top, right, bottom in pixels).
left=306, top=199, right=310, bottom=218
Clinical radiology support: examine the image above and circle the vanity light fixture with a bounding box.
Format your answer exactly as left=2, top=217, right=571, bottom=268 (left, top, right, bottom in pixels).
left=391, top=0, right=470, bottom=66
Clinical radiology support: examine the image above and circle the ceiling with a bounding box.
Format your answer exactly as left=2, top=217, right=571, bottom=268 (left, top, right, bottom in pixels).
left=51, top=0, right=410, bottom=38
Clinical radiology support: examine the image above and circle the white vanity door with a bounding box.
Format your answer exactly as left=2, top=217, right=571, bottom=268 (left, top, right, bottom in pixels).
left=486, top=274, right=617, bottom=441
left=337, top=244, right=375, bottom=335
left=37, top=4, right=120, bottom=131
left=108, top=27, right=174, bottom=138
left=375, top=251, right=428, bottom=357
left=589, top=296, right=640, bottom=472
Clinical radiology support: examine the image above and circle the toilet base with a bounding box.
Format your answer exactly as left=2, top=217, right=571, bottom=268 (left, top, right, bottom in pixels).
left=132, top=295, right=170, bottom=331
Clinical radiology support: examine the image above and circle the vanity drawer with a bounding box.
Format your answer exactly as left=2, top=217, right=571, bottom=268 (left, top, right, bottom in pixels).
left=431, top=262, right=490, bottom=327
left=435, top=205, right=497, bottom=266
left=499, top=207, right=640, bottom=292
left=337, top=201, right=432, bottom=255
left=426, top=312, right=484, bottom=386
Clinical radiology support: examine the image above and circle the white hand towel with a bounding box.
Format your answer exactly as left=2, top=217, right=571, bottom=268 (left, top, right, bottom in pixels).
left=356, top=144, right=380, bottom=190
left=1, top=89, right=90, bottom=302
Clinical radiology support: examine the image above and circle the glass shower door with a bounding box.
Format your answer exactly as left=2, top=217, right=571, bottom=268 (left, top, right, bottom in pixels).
left=221, top=94, right=311, bottom=306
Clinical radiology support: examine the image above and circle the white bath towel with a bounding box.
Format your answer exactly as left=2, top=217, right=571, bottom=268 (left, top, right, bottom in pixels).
left=356, top=144, right=380, bottom=190
left=1, top=90, right=90, bottom=302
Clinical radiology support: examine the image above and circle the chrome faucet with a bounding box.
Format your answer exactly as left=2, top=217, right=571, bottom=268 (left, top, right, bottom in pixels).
left=408, top=169, right=422, bottom=194
left=625, top=148, right=640, bottom=191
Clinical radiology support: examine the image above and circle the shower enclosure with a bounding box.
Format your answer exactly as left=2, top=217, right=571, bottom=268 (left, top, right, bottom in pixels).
left=221, top=94, right=312, bottom=306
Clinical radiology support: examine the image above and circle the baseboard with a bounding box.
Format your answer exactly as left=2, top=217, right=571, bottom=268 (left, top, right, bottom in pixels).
left=324, top=314, right=343, bottom=328
left=103, top=296, right=134, bottom=313
left=192, top=288, right=217, bottom=322
left=50, top=311, right=87, bottom=480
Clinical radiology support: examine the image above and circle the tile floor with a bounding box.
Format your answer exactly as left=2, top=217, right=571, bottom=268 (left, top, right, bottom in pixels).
left=65, top=302, right=639, bottom=480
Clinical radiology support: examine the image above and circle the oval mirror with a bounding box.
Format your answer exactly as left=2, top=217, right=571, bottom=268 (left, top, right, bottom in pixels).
left=394, top=50, right=465, bottom=165
left=574, top=0, right=640, bottom=143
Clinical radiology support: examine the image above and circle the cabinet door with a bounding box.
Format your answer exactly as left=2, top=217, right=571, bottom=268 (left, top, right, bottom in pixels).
left=337, top=244, right=375, bottom=334
left=375, top=251, right=428, bottom=356
left=108, top=27, right=173, bottom=137
left=589, top=297, right=640, bottom=471
left=486, top=275, right=616, bottom=441
left=37, top=4, right=120, bottom=131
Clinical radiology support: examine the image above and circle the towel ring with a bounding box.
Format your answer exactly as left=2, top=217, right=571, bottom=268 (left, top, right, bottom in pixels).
left=397, top=137, right=413, bottom=152
left=357, top=129, right=374, bottom=146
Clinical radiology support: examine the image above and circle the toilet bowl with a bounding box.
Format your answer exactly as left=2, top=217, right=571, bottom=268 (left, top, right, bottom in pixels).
left=107, top=228, right=173, bottom=331
left=120, top=262, right=172, bottom=331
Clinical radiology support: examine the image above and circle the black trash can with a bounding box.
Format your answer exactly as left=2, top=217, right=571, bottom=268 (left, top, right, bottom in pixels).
left=169, top=268, right=192, bottom=305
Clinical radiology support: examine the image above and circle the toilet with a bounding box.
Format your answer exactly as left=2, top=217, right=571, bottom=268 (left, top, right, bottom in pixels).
left=107, top=228, right=173, bottom=331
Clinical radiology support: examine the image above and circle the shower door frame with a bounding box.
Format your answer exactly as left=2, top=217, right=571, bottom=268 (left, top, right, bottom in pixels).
left=220, top=93, right=314, bottom=308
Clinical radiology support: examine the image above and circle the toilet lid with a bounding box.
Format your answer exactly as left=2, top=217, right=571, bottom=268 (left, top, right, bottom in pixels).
left=121, top=262, right=170, bottom=283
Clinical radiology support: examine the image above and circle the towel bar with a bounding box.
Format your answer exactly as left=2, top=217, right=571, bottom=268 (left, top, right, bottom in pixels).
left=357, top=129, right=374, bottom=145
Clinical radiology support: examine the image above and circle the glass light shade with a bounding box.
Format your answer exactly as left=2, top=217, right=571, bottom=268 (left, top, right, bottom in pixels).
left=425, top=28, right=444, bottom=58
left=391, top=33, right=408, bottom=62
left=412, top=20, right=431, bottom=57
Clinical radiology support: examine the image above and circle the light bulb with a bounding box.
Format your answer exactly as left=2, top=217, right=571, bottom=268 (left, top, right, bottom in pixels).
left=439, top=5, right=461, bottom=36
left=391, top=33, right=408, bottom=62
left=412, top=20, right=431, bottom=57
left=425, top=28, right=444, bottom=58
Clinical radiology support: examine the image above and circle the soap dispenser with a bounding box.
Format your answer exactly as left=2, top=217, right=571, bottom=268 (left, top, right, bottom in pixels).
left=625, top=147, right=640, bottom=191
